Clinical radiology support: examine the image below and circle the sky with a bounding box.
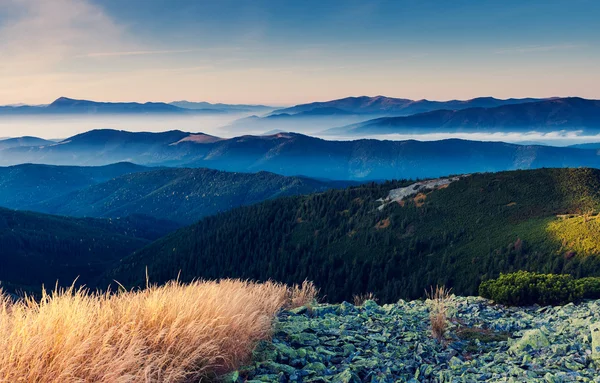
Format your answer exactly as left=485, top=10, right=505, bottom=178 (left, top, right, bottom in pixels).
left=0, top=0, right=599, bottom=105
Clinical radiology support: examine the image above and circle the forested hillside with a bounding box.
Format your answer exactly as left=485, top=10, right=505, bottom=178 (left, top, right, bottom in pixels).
left=27, top=168, right=351, bottom=224
left=107, top=168, right=600, bottom=302
left=0, top=162, right=148, bottom=209
left=0, top=208, right=178, bottom=295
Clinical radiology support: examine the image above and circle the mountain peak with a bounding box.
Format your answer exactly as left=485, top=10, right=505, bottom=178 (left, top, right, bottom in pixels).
left=49, top=97, right=79, bottom=106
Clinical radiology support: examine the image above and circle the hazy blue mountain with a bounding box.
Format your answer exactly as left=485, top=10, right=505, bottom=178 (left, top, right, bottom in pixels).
left=26, top=167, right=354, bottom=225
left=570, top=143, right=600, bottom=150
left=0, top=97, right=226, bottom=115
left=169, top=100, right=276, bottom=114
left=0, top=136, right=55, bottom=150
left=224, top=96, right=551, bottom=134
left=326, top=98, right=600, bottom=135
left=271, top=95, right=547, bottom=116
left=223, top=112, right=370, bottom=134
left=0, top=129, right=197, bottom=166
left=0, top=162, right=149, bottom=209
left=4, top=129, right=600, bottom=180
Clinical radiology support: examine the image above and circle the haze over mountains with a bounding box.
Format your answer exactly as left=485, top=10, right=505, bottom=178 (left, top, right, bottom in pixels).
left=2, top=93, right=600, bottom=298
left=0, top=97, right=276, bottom=116
left=0, top=136, right=55, bottom=150
left=328, top=97, right=600, bottom=135
left=4, top=95, right=600, bottom=144
left=3, top=129, right=600, bottom=180
left=269, top=95, right=549, bottom=116
left=169, top=101, right=276, bottom=114
left=222, top=95, right=554, bottom=134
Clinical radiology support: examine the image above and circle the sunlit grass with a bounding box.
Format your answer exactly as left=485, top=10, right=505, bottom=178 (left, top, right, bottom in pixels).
left=547, top=214, right=600, bottom=256
left=0, top=279, right=316, bottom=382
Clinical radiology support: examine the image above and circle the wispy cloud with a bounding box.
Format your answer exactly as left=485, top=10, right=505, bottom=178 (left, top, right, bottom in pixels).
left=494, top=43, right=585, bottom=54
left=0, top=0, right=130, bottom=74
left=83, top=49, right=201, bottom=58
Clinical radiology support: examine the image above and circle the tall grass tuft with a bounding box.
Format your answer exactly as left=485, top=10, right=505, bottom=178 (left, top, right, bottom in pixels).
left=353, top=292, right=377, bottom=306
left=0, top=279, right=316, bottom=382
left=426, top=285, right=453, bottom=342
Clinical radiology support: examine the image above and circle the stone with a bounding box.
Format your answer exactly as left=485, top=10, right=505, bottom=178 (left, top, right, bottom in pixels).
left=509, top=329, right=550, bottom=354
left=331, top=369, right=360, bottom=383
left=590, top=323, right=600, bottom=360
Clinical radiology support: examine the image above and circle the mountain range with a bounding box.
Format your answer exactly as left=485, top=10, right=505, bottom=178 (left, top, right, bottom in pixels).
left=0, top=136, right=55, bottom=150
left=169, top=100, right=276, bottom=114
left=326, top=97, right=600, bottom=135
left=0, top=162, right=149, bottom=209
left=17, top=167, right=352, bottom=225
left=105, top=167, right=600, bottom=302
left=3, top=129, right=600, bottom=180
left=223, top=96, right=600, bottom=136
left=1, top=95, right=550, bottom=119
left=269, top=95, right=548, bottom=117
left=0, top=97, right=275, bottom=116
left=4, top=160, right=600, bottom=302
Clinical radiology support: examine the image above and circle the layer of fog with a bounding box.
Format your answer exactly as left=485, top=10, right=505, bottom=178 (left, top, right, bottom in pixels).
left=2, top=115, right=600, bottom=147
left=321, top=130, right=600, bottom=147
left=0, top=114, right=248, bottom=140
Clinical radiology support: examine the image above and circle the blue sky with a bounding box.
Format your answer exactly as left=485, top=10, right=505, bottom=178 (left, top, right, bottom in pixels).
left=0, top=0, right=598, bottom=104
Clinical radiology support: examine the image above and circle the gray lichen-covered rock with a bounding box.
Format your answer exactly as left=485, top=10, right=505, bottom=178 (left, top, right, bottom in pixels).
left=591, top=322, right=600, bottom=360
left=237, top=297, right=600, bottom=382
left=509, top=328, right=550, bottom=353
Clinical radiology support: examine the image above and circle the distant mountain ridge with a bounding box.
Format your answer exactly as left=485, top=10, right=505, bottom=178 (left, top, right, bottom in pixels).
left=169, top=100, right=276, bottom=114
left=271, top=95, right=548, bottom=116
left=0, top=162, right=150, bottom=209
left=24, top=167, right=352, bottom=225
left=0, top=136, right=55, bottom=150
left=3, top=129, right=600, bottom=180
left=328, top=97, right=600, bottom=135
left=223, top=95, right=553, bottom=134
left=0, top=97, right=226, bottom=115
left=0, top=98, right=279, bottom=116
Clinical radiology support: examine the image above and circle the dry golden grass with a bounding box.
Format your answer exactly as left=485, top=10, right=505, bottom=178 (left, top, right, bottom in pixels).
left=288, top=280, right=319, bottom=309
left=353, top=292, right=377, bottom=306
left=426, top=285, right=453, bottom=342
left=0, top=279, right=316, bottom=383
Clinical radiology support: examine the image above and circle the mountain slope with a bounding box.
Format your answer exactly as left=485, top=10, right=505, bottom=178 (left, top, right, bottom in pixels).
left=329, top=97, right=600, bottom=135
left=106, top=168, right=600, bottom=302
left=570, top=143, right=600, bottom=150
left=0, top=129, right=196, bottom=166
left=0, top=136, right=54, bottom=150
left=4, top=130, right=600, bottom=180
left=169, top=101, right=276, bottom=114
left=0, top=162, right=149, bottom=209
left=27, top=168, right=353, bottom=224
left=0, top=208, right=178, bottom=294
left=272, top=95, right=546, bottom=116
left=222, top=112, right=369, bottom=135
left=0, top=97, right=223, bottom=115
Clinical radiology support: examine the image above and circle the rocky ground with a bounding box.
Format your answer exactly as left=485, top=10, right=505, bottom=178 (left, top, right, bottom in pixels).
left=224, top=297, right=600, bottom=382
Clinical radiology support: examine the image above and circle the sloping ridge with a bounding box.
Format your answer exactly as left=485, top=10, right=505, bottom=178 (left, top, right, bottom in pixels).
left=105, top=167, right=600, bottom=303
